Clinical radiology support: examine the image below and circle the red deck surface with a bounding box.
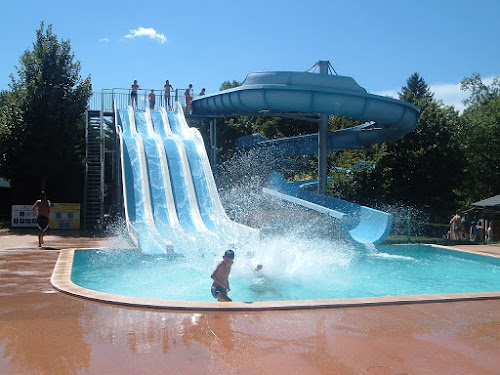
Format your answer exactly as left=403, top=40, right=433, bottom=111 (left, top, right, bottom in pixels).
left=1, top=230, right=499, bottom=375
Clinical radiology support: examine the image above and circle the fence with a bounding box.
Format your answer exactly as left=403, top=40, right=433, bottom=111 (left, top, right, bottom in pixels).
left=88, top=88, right=201, bottom=112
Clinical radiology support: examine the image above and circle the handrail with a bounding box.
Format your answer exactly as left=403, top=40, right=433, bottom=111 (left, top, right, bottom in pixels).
left=88, top=88, right=200, bottom=113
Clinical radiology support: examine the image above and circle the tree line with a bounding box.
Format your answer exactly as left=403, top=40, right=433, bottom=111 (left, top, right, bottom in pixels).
left=212, top=73, right=500, bottom=223
left=1, top=23, right=499, bottom=227
left=0, top=22, right=91, bottom=203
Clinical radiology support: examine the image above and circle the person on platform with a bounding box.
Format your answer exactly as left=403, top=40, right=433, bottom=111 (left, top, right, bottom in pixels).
left=131, top=80, right=140, bottom=108
left=148, top=89, right=156, bottom=109
left=185, top=84, right=193, bottom=108
left=164, top=80, right=174, bottom=109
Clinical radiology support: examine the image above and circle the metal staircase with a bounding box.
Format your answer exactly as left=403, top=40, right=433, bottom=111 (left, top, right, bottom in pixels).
left=84, top=110, right=104, bottom=231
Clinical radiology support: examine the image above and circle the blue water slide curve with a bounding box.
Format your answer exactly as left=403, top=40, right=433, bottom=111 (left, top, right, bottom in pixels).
left=191, top=70, right=419, bottom=244
left=263, top=173, right=392, bottom=245
left=192, top=71, right=420, bottom=145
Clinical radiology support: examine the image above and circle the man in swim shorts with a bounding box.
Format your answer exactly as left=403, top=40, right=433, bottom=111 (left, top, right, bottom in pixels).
left=211, top=250, right=234, bottom=302
left=131, top=80, right=140, bottom=108
left=32, top=191, right=51, bottom=247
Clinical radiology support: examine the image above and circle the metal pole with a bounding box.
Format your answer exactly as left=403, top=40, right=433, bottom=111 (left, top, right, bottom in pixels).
left=318, top=60, right=329, bottom=194
left=213, top=118, right=217, bottom=166
left=209, top=119, right=214, bottom=165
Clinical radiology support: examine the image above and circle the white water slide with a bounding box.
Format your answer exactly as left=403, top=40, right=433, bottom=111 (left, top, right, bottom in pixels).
left=115, top=102, right=257, bottom=254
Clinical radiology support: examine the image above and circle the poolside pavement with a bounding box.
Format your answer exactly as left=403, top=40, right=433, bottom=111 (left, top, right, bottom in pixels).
left=1, top=229, right=499, bottom=375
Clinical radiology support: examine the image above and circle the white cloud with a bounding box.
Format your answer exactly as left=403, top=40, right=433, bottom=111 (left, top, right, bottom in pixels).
left=98, top=37, right=110, bottom=42
left=124, top=27, right=167, bottom=44
left=430, top=82, right=467, bottom=113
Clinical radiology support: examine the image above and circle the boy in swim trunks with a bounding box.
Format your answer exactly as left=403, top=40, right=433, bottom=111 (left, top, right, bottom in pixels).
left=211, top=250, right=234, bottom=302
left=32, top=191, right=51, bottom=247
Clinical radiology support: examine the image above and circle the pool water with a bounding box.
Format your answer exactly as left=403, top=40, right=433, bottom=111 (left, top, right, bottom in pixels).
left=71, top=244, right=500, bottom=302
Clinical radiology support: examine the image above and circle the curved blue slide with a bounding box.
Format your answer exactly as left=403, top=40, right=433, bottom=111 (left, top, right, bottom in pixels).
left=192, top=71, right=419, bottom=144
left=192, top=70, right=420, bottom=244
left=263, top=173, right=392, bottom=245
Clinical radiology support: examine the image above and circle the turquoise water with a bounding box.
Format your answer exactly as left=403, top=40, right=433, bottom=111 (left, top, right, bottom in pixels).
left=71, top=244, right=500, bottom=302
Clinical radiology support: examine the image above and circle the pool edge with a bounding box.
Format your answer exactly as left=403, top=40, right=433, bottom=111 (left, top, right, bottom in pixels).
left=51, top=246, right=500, bottom=311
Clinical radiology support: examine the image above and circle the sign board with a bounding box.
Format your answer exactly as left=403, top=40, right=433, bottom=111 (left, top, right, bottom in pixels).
left=11, top=205, right=37, bottom=227
left=11, top=203, right=81, bottom=229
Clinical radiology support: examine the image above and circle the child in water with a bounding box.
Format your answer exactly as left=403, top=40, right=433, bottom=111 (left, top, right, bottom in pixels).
left=211, top=250, right=234, bottom=302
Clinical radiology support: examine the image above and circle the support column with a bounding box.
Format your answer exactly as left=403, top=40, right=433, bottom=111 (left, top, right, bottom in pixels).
left=209, top=119, right=217, bottom=166
left=213, top=118, right=217, bottom=166
left=318, top=60, right=329, bottom=194
left=318, top=114, right=328, bottom=194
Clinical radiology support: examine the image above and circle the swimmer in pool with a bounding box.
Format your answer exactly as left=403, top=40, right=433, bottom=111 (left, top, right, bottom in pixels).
left=211, top=250, right=234, bottom=302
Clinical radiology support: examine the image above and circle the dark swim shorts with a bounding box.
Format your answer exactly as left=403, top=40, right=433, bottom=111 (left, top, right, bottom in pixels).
left=131, top=92, right=138, bottom=97
left=211, top=285, right=227, bottom=299
left=37, top=215, right=49, bottom=232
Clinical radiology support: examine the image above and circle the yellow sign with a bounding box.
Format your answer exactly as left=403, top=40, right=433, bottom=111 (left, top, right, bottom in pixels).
left=50, top=203, right=81, bottom=229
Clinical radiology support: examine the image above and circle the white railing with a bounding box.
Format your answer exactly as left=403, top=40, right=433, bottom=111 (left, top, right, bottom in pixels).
left=88, top=88, right=199, bottom=113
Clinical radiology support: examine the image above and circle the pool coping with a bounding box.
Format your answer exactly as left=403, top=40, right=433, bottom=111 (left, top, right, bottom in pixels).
left=50, top=245, right=500, bottom=311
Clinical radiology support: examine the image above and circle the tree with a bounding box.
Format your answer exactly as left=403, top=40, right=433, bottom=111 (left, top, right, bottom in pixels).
left=2, top=22, right=91, bottom=202
left=378, top=75, right=463, bottom=219
left=330, top=74, right=463, bottom=221
left=399, top=72, right=433, bottom=104
left=0, top=91, right=24, bottom=168
left=458, top=74, right=500, bottom=203
left=461, top=73, right=500, bottom=108
left=220, top=80, right=241, bottom=91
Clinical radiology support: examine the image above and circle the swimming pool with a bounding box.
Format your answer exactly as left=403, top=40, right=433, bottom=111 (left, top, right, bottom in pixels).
left=69, top=244, right=500, bottom=304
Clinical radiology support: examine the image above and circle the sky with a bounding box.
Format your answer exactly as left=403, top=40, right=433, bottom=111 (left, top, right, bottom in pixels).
left=1, top=0, right=499, bottom=113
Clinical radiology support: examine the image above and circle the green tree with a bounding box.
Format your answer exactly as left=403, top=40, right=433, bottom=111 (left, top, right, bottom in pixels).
left=220, top=80, right=241, bottom=91
left=399, top=72, right=433, bottom=104
left=461, top=73, right=500, bottom=107
left=376, top=75, right=463, bottom=219
left=0, top=91, right=24, bottom=166
left=458, top=73, right=500, bottom=203
left=3, top=22, right=91, bottom=202
left=329, top=74, right=463, bottom=221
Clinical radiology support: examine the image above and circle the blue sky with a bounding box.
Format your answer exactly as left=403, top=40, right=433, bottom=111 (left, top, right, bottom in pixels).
left=1, top=0, right=499, bottom=112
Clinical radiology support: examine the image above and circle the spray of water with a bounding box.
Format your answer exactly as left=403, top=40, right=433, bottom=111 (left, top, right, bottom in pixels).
left=215, top=149, right=361, bottom=289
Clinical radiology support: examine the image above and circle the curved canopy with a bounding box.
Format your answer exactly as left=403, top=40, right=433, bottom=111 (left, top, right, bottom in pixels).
left=192, top=71, right=420, bottom=142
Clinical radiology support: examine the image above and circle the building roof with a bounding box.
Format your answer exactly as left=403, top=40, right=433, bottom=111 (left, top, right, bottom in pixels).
left=472, top=194, right=500, bottom=208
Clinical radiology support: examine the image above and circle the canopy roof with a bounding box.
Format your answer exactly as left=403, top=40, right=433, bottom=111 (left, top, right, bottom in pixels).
left=472, top=194, right=500, bottom=208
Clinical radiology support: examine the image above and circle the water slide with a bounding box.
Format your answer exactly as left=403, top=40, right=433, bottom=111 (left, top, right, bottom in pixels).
left=192, top=71, right=419, bottom=144
left=192, top=70, right=420, bottom=244
left=263, top=173, right=392, bottom=244
left=116, top=102, right=257, bottom=254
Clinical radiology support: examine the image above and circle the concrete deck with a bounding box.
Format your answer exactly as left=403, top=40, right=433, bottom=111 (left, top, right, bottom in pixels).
left=1, top=230, right=499, bottom=375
